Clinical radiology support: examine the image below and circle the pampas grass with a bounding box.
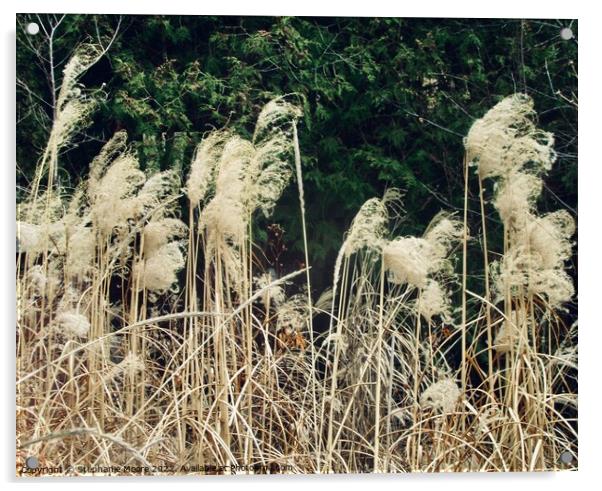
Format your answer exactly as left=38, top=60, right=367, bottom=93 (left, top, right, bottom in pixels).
left=16, top=74, right=577, bottom=476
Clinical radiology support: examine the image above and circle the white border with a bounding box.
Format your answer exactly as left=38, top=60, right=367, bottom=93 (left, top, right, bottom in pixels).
left=2, top=2, right=600, bottom=490
left=5, top=0, right=588, bottom=18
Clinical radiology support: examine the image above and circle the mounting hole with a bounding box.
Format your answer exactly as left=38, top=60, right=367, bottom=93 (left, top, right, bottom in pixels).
left=25, top=456, right=39, bottom=469
left=560, top=27, right=574, bottom=41
left=25, top=22, right=40, bottom=35
left=559, top=450, right=574, bottom=464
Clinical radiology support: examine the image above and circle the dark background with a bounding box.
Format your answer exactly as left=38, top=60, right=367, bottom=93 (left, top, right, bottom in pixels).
left=16, top=15, right=577, bottom=300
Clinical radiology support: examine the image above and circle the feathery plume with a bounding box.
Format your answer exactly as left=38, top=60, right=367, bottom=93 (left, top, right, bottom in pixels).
left=134, top=170, right=181, bottom=216
left=245, top=135, right=293, bottom=217
left=521, top=210, right=575, bottom=269
left=22, top=264, right=60, bottom=301
left=16, top=221, right=43, bottom=254
left=418, top=279, right=452, bottom=322
left=64, top=225, right=96, bottom=282
left=34, top=43, right=102, bottom=193
left=492, top=244, right=575, bottom=308
left=383, top=212, right=461, bottom=288
left=55, top=311, right=90, bottom=339
left=465, top=94, right=556, bottom=179
left=103, top=353, right=145, bottom=383
left=89, top=147, right=145, bottom=235
left=343, top=197, right=389, bottom=257
left=51, top=44, right=101, bottom=148
left=423, top=212, right=463, bottom=265
left=137, top=242, right=185, bottom=293
left=186, top=130, right=230, bottom=207
left=143, top=218, right=187, bottom=257
left=253, top=97, right=302, bottom=144
left=420, top=379, right=461, bottom=414
left=89, top=131, right=129, bottom=183
left=493, top=171, right=543, bottom=229
left=383, top=236, right=433, bottom=288
left=16, top=220, right=67, bottom=256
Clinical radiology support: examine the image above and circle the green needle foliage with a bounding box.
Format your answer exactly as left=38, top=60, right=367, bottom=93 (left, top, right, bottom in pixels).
left=17, top=15, right=577, bottom=295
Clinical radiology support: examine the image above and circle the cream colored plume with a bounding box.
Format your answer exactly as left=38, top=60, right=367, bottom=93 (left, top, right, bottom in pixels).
left=465, top=94, right=556, bottom=179
left=383, top=236, right=433, bottom=288
left=137, top=242, right=185, bottom=293
left=56, top=311, right=91, bottom=339
left=64, top=225, right=96, bottom=282
left=199, top=99, right=301, bottom=285
left=254, top=272, right=286, bottom=307
left=493, top=170, right=543, bottom=229
left=420, top=378, right=461, bottom=414
left=88, top=133, right=146, bottom=235
left=343, top=197, right=389, bottom=257
left=136, top=217, right=187, bottom=293
left=253, top=96, right=302, bottom=144
left=492, top=243, right=574, bottom=308
left=34, top=44, right=102, bottom=194
left=143, top=218, right=187, bottom=256
left=186, top=130, right=231, bottom=207
left=418, top=279, right=452, bottom=322
left=383, top=213, right=462, bottom=288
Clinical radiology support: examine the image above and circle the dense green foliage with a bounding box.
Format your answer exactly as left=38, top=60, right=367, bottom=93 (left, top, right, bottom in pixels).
left=16, top=15, right=577, bottom=294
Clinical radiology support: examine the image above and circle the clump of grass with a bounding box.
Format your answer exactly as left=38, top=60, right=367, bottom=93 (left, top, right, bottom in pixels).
left=16, top=58, right=576, bottom=477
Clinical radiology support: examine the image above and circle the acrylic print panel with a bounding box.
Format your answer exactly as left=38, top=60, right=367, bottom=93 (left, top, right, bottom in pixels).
left=15, top=14, right=578, bottom=476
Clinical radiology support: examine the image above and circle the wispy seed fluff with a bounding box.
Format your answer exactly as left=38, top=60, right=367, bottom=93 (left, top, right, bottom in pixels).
left=468, top=95, right=576, bottom=309
left=137, top=218, right=187, bottom=293
left=383, top=237, right=432, bottom=288
left=465, top=94, right=556, bottom=179
left=17, top=190, right=69, bottom=255
left=55, top=311, right=90, bottom=339
left=199, top=100, right=301, bottom=293
left=493, top=210, right=575, bottom=307
left=134, top=170, right=181, bottom=216
left=48, top=43, right=101, bottom=156
left=418, top=279, right=452, bottom=323
left=521, top=210, right=575, bottom=270
left=186, top=130, right=230, bottom=207
left=420, top=378, right=461, bottom=414
left=64, top=225, right=96, bottom=282
left=120, top=353, right=146, bottom=376
left=383, top=213, right=462, bottom=288
left=89, top=132, right=181, bottom=238
left=199, top=137, right=254, bottom=248
left=493, top=248, right=574, bottom=309
left=88, top=132, right=146, bottom=236
left=493, top=170, right=543, bottom=229
left=22, top=264, right=60, bottom=300
left=252, top=97, right=302, bottom=144
left=16, top=221, right=43, bottom=254
left=16, top=220, right=69, bottom=256
left=343, top=197, right=389, bottom=257
left=245, top=135, right=293, bottom=217
left=58, top=187, right=97, bottom=282
left=143, top=218, right=188, bottom=256
left=331, top=190, right=400, bottom=320
left=423, top=212, right=464, bottom=269
left=27, top=44, right=101, bottom=200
